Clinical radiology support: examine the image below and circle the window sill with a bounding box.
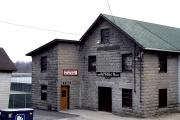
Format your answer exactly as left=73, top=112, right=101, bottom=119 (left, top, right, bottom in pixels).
left=41, top=71, right=47, bottom=73
left=122, top=71, right=133, bottom=73
left=122, top=107, right=133, bottom=111
left=159, top=71, right=167, bottom=73
left=88, top=71, right=96, bottom=73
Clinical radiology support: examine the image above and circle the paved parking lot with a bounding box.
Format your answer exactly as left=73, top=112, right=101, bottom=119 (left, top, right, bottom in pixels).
left=33, top=110, right=78, bottom=120
left=34, top=109, right=180, bottom=120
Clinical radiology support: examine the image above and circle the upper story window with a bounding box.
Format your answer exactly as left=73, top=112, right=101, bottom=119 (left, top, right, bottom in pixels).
left=158, top=54, right=167, bottom=73
left=101, top=29, right=110, bottom=44
left=122, top=54, right=132, bottom=72
left=41, top=56, right=47, bottom=72
left=88, top=56, right=96, bottom=72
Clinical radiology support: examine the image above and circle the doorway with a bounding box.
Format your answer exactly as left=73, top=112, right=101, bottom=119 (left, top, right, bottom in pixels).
left=98, top=87, right=112, bottom=112
left=60, top=86, right=69, bottom=110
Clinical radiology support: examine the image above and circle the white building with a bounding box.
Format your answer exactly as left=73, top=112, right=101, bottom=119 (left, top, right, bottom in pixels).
left=0, top=48, right=16, bottom=109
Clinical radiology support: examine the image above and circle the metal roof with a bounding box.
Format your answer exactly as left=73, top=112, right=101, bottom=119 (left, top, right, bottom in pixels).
left=102, top=14, right=180, bottom=52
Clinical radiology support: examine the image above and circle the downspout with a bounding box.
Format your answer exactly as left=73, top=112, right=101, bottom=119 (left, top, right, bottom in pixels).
left=134, top=44, right=136, bottom=93
left=178, top=55, right=180, bottom=104
left=140, top=50, right=143, bottom=103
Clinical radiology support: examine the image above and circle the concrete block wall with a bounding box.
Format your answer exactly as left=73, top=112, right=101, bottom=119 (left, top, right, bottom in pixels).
left=57, top=43, right=81, bottom=110
left=142, top=52, right=178, bottom=117
left=80, top=19, right=143, bottom=116
left=32, top=46, right=58, bottom=110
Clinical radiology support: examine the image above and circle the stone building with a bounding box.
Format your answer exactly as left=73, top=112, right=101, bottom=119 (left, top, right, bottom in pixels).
left=27, top=14, right=180, bottom=117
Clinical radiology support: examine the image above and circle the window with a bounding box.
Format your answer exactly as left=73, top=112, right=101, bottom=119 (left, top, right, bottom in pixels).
left=159, top=89, right=167, bottom=108
left=122, top=54, right=132, bottom=72
left=41, top=85, right=47, bottom=100
left=122, top=89, right=132, bottom=108
left=88, top=56, right=96, bottom=72
left=61, top=90, right=66, bottom=97
left=41, top=56, right=47, bottom=72
left=159, top=54, right=167, bottom=72
left=101, top=29, right=110, bottom=44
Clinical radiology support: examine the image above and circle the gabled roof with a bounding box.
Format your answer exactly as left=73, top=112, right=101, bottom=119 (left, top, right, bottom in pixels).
left=26, top=39, right=80, bottom=56
left=0, top=48, right=16, bottom=72
left=81, top=14, right=180, bottom=52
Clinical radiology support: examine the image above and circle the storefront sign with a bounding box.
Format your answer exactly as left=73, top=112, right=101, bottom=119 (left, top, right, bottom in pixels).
left=63, top=69, right=78, bottom=76
left=96, top=72, right=120, bottom=78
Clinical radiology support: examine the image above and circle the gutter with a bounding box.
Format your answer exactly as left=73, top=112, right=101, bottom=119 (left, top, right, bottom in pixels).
left=145, top=48, right=180, bottom=53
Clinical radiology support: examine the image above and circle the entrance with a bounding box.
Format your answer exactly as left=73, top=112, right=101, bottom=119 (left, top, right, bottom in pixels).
left=98, top=87, right=112, bottom=112
left=60, top=86, right=69, bottom=110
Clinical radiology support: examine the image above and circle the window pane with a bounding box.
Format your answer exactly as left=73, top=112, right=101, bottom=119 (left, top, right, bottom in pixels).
left=41, top=56, right=47, bottom=72
left=159, top=54, right=167, bottom=72
left=159, top=89, right=167, bottom=108
left=122, top=54, right=132, bottom=72
left=41, top=85, right=47, bottom=100
left=88, top=56, right=96, bottom=72
left=122, top=89, right=132, bottom=108
left=101, top=29, right=110, bottom=44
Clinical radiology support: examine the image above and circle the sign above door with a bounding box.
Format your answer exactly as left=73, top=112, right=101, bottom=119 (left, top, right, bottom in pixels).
left=63, top=69, right=78, bottom=76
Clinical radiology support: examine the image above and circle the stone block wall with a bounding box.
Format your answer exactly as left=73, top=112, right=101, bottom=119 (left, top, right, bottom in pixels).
left=80, top=19, right=143, bottom=116
left=31, top=46, right=58, bottom=110
left=57, top=43, right=81, bottom=110
left=142, top=52, right=178, bottom=117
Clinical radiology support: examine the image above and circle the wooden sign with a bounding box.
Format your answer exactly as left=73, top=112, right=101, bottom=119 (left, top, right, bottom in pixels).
left=63, top=69, right=78, bottom=76
left=97, top=72, right=120, bottom=78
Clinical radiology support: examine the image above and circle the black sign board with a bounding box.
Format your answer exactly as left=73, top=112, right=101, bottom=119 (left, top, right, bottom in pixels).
left=97, top=72, right=120, bottom=78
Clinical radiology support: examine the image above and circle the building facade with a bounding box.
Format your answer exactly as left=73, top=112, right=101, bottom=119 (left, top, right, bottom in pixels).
left=27, top=14, right=180, bottom=117
left=0, top=48, right=16, bottom=109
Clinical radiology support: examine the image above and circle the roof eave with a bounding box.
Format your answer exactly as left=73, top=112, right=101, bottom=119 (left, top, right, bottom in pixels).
left=145, top=48, right=180, bottom=53
left=80, top=14, right=145, bottom=49
left=26, top=39, right=79, bottom=56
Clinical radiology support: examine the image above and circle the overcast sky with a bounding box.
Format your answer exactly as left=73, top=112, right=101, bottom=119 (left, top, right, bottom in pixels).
left=0, top=0, right=180, bottom=62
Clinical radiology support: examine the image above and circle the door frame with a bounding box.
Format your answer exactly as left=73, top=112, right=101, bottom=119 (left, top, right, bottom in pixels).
left=98, top=87, right=112, bottom=112
left=61, top=85, right=70, bottom=110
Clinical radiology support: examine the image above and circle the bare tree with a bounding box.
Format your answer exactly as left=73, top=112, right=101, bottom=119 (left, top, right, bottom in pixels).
left=14, top=61, right=32, bottom=73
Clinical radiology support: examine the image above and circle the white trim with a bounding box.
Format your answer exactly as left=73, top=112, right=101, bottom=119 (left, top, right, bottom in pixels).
left=145, top=48, right=180, bottom=53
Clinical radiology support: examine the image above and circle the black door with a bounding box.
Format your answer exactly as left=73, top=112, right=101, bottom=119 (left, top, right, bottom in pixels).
left=98, top=87, right=112, bottom=112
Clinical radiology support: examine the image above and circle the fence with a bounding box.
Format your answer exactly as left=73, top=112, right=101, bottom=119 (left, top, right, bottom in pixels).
left=9, top=73, right=32, bottom=108
left=9, top=94, right=32, bottom=108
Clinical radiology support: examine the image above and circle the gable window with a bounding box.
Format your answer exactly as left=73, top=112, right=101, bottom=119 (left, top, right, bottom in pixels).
left=88, top=56, right=96, bottom=72
left=41, top=56, right=47, bottom=72
left=101, top=29, right=110, bottom=44
left=122, top=89, right=132, bottom=108
left=122, top=54, right=132, bottom=72
left=159, top=89, right=167, bottom=108
left=41, top=85, right=47, bottom=101
left=159, top=54, right=167, bottom=72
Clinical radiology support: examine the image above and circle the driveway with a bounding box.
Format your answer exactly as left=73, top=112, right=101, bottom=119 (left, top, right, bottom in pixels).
left=34, top=109, right=180, bottom=120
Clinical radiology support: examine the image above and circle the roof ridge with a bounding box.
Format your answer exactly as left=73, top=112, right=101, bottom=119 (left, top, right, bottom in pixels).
left=136, top=21, right=179, bottom=50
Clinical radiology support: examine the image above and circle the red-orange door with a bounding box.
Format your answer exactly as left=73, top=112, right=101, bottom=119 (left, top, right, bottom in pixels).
left=60, top=86, right=69, bottom=110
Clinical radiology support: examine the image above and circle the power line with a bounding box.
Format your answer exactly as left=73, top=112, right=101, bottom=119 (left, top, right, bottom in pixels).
left=105, top=0, right=115, bottom=23
left=0, top=19, right=81, bottom=35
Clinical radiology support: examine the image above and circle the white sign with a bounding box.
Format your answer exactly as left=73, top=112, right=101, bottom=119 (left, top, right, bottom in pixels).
left=63, top=69, right=78, bottom=76
left=16, top=114, right=25, bottom=120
